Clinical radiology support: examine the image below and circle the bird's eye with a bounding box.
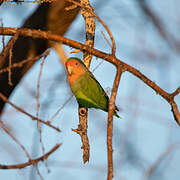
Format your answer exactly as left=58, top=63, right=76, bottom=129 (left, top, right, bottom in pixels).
left=75, top=62, right=78, bottom=66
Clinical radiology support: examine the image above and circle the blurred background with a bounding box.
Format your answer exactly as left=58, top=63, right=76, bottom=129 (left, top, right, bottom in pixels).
left=0, top=0, right=180, bottom=179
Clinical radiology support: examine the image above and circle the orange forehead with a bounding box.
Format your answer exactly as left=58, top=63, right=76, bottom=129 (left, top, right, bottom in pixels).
left=65, top=60, right=78, bottom=67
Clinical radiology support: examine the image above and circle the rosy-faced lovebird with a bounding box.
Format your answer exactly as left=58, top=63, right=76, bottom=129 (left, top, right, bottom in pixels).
left=65, top=57, right=120, bottom=118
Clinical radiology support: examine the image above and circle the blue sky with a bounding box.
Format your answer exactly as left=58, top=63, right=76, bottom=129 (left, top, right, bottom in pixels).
left=0, top=1, right=180, bottom=180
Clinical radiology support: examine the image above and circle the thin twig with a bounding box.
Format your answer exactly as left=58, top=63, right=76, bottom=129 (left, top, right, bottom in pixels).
left=0, top=30, right=19, bottom=68
left=36, top=55, right=50, bottom=172
left=170, top=100, right=180, bottom=126
left=0, top=144, right=61, bottom=169
left=0, top=120, right=43, bottom=179
left=0, top=50, right=50, bottom=74
left=0, top=92, right=61, bottom=132
left=49, top=95, right=73, bottom=122
left=171, top=86, right=180, bottom=98
left=36, top=57, right=46, bottom=119
left=0, top=120, right=31, bottom=159
left=6, top=32, right=20, bottom=86
left=67, top=0, right=116, bottom=56
left=101, top=30, right=112, bottom=48
left=107, top=66, right=124, bottom=180
left=8, top=45, right=13, bottom=85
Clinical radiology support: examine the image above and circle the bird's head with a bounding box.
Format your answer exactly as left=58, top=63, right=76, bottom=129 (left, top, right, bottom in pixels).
left=65, top=58, right=86, bottom=76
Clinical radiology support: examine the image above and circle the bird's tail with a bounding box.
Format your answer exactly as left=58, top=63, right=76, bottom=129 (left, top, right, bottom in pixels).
left=114, top=106, right=120, bottom=118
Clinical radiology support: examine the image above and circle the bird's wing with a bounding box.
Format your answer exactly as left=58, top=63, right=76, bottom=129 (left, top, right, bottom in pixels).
left=76, top=71, right=109, bottom=111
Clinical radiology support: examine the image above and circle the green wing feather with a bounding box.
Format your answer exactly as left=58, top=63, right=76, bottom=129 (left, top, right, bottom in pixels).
left=72, top=71, right=108, bottom=110
left=71, top=70, right=120, bottom=118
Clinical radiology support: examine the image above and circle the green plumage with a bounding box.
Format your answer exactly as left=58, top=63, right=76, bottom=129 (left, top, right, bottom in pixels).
left=66, top=57, right=120, bottom=118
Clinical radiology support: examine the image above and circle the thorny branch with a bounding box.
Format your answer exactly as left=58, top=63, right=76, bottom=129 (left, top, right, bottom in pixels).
left=0, top=144, right=61, bottom=169
left=0, top=92, right=61, bottom=132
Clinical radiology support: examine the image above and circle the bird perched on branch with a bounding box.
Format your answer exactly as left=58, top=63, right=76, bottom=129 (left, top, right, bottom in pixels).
left=65, top=57, right=120, bottom=118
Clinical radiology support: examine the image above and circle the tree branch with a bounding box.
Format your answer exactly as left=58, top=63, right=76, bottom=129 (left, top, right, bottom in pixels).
left=0, top=50, right=50, bottom=74
left=0, top=144, right=61, bottom=169
left=107, top=66, right=124, bottom=180
left=0, top=92, right=61, bottom=132
left=70, top=0, right=95, bottom=163
left=67, top=0, right=116, bottom=56
left=1, top=27, right=179, bottom=125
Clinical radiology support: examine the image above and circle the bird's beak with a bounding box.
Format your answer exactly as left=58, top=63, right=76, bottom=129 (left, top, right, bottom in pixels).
left=66, top=66, right=73, bottom=75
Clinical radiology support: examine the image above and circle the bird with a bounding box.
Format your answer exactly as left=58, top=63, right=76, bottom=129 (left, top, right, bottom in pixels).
left=65, top=57, right=120, bottom=118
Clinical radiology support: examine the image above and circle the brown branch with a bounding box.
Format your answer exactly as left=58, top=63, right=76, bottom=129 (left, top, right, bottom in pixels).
left=0, top=31, right=19, bottom=68
left=36, top=55, right=49, bottom=172
left=0, top=92, right=61, bottom=132
left=0, top=27, right=179, bottom=125
left=0, top=120, right=31, bottom=160
left=101, top=30, right=112, bottom=48
left=170, top=100, right=180, bottom=126
left=80, top=0, right=95, bottom=68
left=67, top=0, right=116, bottom=56
left=171, top=86, right=180, bottom=98
left=77, top=0, right=94, bottom=164
left=107, top=66, right=124, bottom=180
left=0, top=50, right=50, bottom=74
left=72, top=107, right=89, bottom=163
left=8, top=44, right=13, bottom=86
left=68, top=0, right=95, bottom=163
left=0, top=0, right=80, bottom=114
left=6, top=32, right=20, bottom=86
left=0, top=144, right=61, bottom=169
left=0, top=119, right=45, bottom=178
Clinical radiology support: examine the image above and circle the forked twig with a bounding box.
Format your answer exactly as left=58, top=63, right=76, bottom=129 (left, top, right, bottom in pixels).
left=67, top=0, right=116, bottom=56
left=36, top=54, right=50, bottom=172
left=0, top=144, right=61, bottom=169
left=0, top=50, right=50, bottom=74
left=0, top=92, right=61, bottom=132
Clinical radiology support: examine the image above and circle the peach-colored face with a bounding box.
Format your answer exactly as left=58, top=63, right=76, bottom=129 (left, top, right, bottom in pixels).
left=65, top=60, right=85, bottom=75
left=65, top=60, right=80, bottom=73
left=65, top=60, right=86, bottom=84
